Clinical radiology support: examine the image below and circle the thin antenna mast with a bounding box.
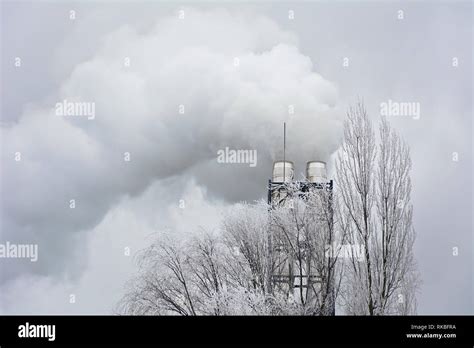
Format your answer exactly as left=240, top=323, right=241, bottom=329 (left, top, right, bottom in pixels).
left=283, top=122, right=286, bottom=182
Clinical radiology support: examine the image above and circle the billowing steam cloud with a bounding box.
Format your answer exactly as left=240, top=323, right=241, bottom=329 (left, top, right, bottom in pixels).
left=1, top=8, right=342, bottom=280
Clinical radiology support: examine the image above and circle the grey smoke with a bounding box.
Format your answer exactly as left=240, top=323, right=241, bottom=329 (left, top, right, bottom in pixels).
left=1, top=8, right=343, bottom=280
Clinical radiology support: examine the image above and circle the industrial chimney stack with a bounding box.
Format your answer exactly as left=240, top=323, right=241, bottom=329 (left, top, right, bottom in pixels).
left=266, top=125, right=334, bottom=314
left=272, top=161, right=294, bottom=182
left=306, top=161, right=328, bottom=183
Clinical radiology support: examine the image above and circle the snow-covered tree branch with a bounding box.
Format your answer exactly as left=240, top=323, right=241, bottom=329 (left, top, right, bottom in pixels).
left=336, top=102, right=419, bottom=315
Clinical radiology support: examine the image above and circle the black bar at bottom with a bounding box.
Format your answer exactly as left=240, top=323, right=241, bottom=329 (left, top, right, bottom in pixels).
left=0, top=315, right=473, bottom=346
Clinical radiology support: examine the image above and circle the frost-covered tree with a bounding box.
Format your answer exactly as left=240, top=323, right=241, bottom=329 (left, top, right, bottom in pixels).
left=336, top=102, right=419, bottom=315
left=118, top=188, right=344, bottom=315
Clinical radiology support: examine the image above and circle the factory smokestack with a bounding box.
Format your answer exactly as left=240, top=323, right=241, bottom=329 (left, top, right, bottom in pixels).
left=272, top=161, right=294, bottom=183
left=306, top=161, right=328, bottom=183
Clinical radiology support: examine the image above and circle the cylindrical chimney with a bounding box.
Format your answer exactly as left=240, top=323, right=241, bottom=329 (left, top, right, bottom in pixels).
left=306, top=161, right=327, bottom=182
left=272, top=161, right=294, bottom=182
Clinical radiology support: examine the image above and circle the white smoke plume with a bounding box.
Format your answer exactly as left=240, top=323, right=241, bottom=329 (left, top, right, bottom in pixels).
left=1, top=8, right=343, bottom=280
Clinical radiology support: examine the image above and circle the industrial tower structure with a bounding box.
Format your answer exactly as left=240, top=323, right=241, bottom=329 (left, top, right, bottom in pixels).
left=267, top=123, right=335, bottom=314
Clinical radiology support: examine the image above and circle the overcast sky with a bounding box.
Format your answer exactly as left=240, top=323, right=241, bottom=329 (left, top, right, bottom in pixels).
left=0, top=0, right=472, bottom=315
